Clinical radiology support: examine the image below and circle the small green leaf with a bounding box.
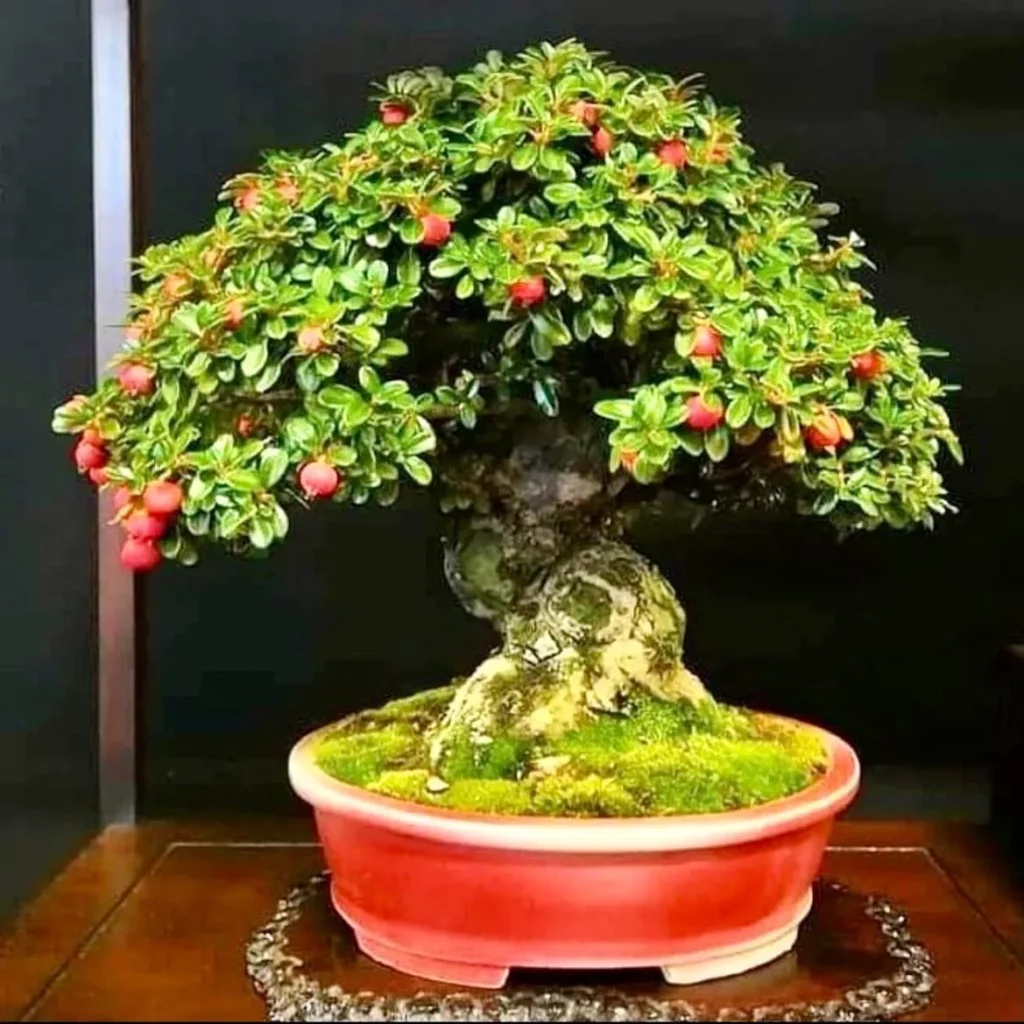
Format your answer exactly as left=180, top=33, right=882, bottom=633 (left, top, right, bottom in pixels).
left=429, top=256, right=464, bottom=279
left=530, top=307, right=572, bottom=346
left=338, top=266, right=366, bottom=293
left=254, top=362, right=282, bottom=392
left=532, top=378, right=559, bottom=416
left=367, top=260, right=389, bottom=287
left=241, top=340, right=268, bottom=378
left=284, top=416, right=316, bottom=446
left=188, top=476, right=214, bottom=502
left=226, top=469, right=263, bottom=491
left=455, top=274, right=476, bottom=299
left=593, top=399, right=634, bottom=421
left=402, top=455, right=433, bottom=486
left=543, top=182, right=581, bottom=205
left=358, top=365, right=381, bottom=393
left=185, top=351, right=211, bottom=378
left=572, top=307, right=593, bottom=341
left=678, top=430, right=705, bottom=457
left=530, top=327, right=554, bottom=361
left=312, top=266, right=334, bottom=298
left=511, top=144, right=539, bottom=171
left=399, top=217, right=424, bottom=244
left=753, top=401, right=777, bottom=429
left=631, top=284, right=660, bottom=313
left=503, top=319, right=529, bottom=348
left=318, top=385, right=360, bottom=411
left=249, top=518, right=275, bottom=549
left=376, top=338, right=409, bottom=359
left=272, top=502, right=290, bottom=538
left=259, top=447, right=289, bottom=487
left=265, top=317, right=289, bottom=340
left=725, top=393, right=753, bottom=429
left=397, top=249, right=421, bottom=285
left=705, top=425, right=730, bottom=463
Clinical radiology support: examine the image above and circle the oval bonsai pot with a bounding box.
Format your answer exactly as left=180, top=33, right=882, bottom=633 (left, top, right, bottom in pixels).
left=289, top=719, right=859, bottom=989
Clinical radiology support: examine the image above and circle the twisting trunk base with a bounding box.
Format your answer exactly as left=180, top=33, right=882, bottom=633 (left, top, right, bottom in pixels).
left=430, top=539, right=708, bottom=769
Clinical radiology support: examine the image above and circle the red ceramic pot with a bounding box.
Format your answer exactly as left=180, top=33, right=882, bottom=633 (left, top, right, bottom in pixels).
left=289, top=718, right=859, bottom=989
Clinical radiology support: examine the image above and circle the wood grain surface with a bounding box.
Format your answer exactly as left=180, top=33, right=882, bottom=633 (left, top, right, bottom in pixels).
left=1, top=820, right=1020, bottom=1022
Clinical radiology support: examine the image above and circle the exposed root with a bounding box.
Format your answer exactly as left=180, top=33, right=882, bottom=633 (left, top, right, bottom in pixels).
left=429, top=540, right=708, bottom=769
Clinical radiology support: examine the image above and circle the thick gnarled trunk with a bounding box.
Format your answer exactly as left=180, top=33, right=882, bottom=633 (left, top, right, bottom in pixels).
left=430, top=536, right=708, bottom=768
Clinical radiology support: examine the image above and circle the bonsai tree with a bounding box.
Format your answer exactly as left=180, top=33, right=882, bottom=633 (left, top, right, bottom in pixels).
left=54, top=40, right=960, bottom=767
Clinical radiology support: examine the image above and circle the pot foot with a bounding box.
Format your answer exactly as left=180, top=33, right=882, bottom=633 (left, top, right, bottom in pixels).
left=661, top=890, right=811, bottom=985
left=354, top=931, right=510, bottom=989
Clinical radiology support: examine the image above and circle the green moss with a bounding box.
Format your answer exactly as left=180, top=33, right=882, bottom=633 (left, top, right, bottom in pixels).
left=368, top=768, right=431, bottom=801
left=533, top=774, right=637, bottom=816
left=313, top=690, right=827, bottom=818
left=442, top=729, right=530, bottom=780
left=441, top=779, right=533, bottom=815
left=314, top=725, right=420, bottom=786
left=555, top=579, right=613, bottom=630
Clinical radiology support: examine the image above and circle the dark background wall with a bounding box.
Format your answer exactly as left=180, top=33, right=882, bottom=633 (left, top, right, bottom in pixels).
left=137, top=0, right=1024, bottom=813
left=0, top=0, right=98, bottom=917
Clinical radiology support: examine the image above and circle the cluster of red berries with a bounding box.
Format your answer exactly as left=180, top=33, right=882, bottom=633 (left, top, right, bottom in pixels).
left=73, top=427, right=112, bottom=485
left=234, top=178, right=300, bottom=214
left=568, top=100, right=613, bottom=158
left=116, top=480, right=183, bottom=572
left=803, top=350, right=886, bottom=451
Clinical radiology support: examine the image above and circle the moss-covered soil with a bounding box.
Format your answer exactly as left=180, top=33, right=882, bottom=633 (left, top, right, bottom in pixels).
left=313, top=685, right=828, bottom=818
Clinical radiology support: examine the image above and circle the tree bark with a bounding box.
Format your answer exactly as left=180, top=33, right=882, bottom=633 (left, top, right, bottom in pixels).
left=430, top=534, right=708, bottom=768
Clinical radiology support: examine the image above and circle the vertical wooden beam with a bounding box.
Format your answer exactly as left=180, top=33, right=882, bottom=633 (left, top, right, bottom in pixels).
left=91, top=0, right=136, bottom=825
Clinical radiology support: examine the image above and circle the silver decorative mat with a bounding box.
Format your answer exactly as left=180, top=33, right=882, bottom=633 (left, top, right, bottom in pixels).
left=245, top=874, right=934, bottom=1022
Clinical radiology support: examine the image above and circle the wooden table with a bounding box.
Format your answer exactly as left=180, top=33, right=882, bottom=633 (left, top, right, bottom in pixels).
left=1, top=820, right=1021, bottom=1022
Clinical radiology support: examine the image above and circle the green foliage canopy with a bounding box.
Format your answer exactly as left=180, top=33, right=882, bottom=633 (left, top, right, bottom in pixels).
left=53, top=40, right=961, bottom=566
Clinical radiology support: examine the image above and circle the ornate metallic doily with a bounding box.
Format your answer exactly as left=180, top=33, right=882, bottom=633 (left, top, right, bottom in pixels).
left=245, top=873, right=934, bottom=1022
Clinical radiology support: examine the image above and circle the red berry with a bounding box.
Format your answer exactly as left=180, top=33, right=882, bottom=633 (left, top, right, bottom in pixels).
left=851, top=350, right=885, bottom=381
left=685, top=395, right=724, bottom=431
left=299, top=460, right=340, bottom=499
left=656, top=138, right=688, bottom=169
left=236, top=414, right=255, bottom=438
left=691, top=324, right=722, bottom=359
left=419, top=213, right=452, bottom=247
left=591, top=125, right=613, bottom=157
left=508, top=276, right=546, bottom=307
left=118, top=363, right=155, bottom=396
left=569, top=100, right=600, bottom=127
left=88, top=467, right=110, bottom=486
left=163, top=273, right=189, bottom=300
left=224, top=297, right=246, bottom=329
left=81, top=426, right=103, bottom=446
left=379, top=102, right=409, bottom=125
left=143, top=480, right=183, bottom=516
left=124, top=510, right=169, bottom=541
left=276, top=178, right=299, bottom=203
left=113, top=486, right=133, bottom=511
left=620, top=450, right=638, bottom=474
left=74, top=440, right=108, bottom=472
left=120, top=537, right=162, bottom=572
left=236, top=186, right=261, bottom=213
left=805, top=411, right=845, bottom=451
left=297, top=326, right=325, bottom=353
